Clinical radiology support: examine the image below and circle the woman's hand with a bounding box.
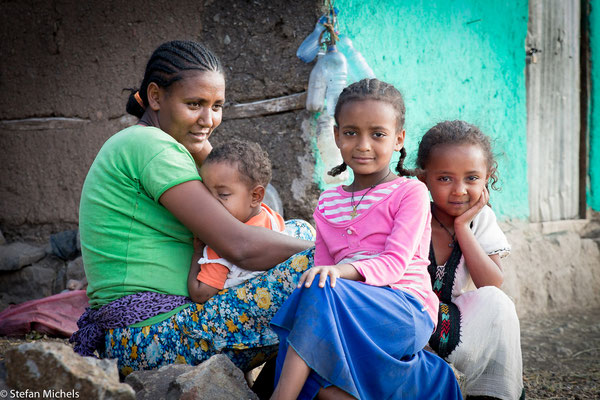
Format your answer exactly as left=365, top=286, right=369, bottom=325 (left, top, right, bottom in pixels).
left=297, top=263, right=362, bottom=288
left=455, top=186, right=489, bottom=229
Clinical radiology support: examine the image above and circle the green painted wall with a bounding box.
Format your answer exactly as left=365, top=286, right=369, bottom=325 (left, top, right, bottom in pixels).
left=319, top=0, right=529, bottom=220
left=590, top=0, right=600, bottom=211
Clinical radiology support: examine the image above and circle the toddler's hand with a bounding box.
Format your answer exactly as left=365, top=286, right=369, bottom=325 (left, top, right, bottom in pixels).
left=455, top=186, right=489, bottom=228
left=298, top=265, right=341, bottom=288
left=193, top=237, right=205, bottom=255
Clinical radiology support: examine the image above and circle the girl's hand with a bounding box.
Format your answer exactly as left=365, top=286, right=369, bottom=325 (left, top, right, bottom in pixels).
left=455, top=186, right=489, bottom=228
left=298, top=265, right=342, bottom=288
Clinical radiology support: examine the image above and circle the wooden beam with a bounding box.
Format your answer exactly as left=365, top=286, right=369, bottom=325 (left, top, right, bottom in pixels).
left=224, top=92, right=307, bottom=120
left=0, top=117, right=89, bottom=131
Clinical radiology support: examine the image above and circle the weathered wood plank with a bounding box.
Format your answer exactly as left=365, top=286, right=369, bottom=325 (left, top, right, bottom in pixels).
left=526, top=0, right=580, bottom=221
left=0, top=117, right=90, bottom=131
left=224, top=92, right=307, bottom=120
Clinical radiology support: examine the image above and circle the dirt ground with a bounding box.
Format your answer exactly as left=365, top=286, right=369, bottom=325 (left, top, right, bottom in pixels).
left=1, top=307, right=599, bottom=399
left=519, top=307, right=600, bottom=399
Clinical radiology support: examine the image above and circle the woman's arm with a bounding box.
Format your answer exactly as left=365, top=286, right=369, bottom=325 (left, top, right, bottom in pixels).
left=160, top=180, right=313, bottom=270
left=454, top=188, right=503, bottom=288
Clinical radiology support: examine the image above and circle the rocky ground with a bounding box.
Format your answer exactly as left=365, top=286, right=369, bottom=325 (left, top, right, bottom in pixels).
left=1, top=307, right=599, bottom=399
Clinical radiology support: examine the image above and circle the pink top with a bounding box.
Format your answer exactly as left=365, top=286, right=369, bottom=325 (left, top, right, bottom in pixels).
left=313, top=177, right=438, bottom=324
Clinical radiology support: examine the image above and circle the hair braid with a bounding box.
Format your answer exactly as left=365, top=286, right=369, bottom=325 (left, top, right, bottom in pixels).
left=327, top=162, right=347, bottom=177
left=395, top=147, right=410, bottom=177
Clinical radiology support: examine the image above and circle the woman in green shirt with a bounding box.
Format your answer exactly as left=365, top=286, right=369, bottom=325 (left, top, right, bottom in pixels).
left=72, top=40, right=314, bottom=376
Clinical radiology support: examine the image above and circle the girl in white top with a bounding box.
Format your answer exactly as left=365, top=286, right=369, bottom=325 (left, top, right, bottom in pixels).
left=417, top=120, right=524, bottom=400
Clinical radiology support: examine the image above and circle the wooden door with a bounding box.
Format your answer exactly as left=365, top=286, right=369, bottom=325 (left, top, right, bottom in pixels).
left=526, top=0, right=582, bottom=221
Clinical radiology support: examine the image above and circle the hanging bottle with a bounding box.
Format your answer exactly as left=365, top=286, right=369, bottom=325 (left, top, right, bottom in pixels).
left=296, top=15, right=328, bottom=63
left=322, top=44, right=348, bottom=117
left=315, top=114, right=347, bottom=184
left=306, top=49, right=327, bottom=112
left=337, top=34, right=375, bottom=83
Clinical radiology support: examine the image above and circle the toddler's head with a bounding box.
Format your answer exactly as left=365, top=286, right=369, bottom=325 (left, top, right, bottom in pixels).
left=328, top=78, right=409, bottom=177
left=200, top=139, right=271, bottom=223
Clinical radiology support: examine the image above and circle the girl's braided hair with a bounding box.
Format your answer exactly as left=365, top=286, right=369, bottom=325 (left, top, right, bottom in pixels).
left=416, top=120, right=499, bottom=190
left=328, top=78, right=409, bottom=177
left=125, top=40, right=223, bottom=118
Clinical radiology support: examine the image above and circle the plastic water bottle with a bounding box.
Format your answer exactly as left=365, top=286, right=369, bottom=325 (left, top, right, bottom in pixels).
left=337, top=34, right=375, bottom=82
left=296, top=15, right=328, bottom=63
left=316, top=114, right=348, bottom=184
left=306, top=49, right=327, bottom=112
left=322, top=45, right=348, bottom=117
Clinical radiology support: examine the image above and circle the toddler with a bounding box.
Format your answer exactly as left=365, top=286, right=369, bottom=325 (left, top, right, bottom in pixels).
left=187, top=139, right=285, bottom=303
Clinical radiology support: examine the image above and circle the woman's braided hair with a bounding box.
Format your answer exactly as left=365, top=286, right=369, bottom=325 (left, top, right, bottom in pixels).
left=125, top=40, right=223, bottom=118
left=328, top=78, right=408, bottom=177
left=416, top=120, right=499, bottom=190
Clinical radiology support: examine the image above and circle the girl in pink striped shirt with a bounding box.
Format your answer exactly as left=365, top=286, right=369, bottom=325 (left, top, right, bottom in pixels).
left=270, top=79, right=461, bottom=400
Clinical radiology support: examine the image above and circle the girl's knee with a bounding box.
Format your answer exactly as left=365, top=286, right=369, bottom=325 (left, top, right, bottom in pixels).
left=478, top=286, right=519, bottom=326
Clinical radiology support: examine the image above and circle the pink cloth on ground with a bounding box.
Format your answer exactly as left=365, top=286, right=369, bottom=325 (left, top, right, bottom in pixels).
left=0, top=290, right=89, bottom=337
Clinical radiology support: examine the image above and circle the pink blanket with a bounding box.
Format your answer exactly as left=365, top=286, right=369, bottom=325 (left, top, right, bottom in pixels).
left=0, top=290, right=88, bottom=337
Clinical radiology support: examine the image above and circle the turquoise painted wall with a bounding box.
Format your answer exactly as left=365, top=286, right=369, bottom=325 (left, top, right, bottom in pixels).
left=318, top=0, right=529, bottom=220
left=590, top=0, right=600, bottom=211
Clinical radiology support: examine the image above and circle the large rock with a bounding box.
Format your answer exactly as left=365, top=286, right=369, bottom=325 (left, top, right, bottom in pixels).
left=5, top=342, right=135, bottom=400
left=125, top=364, right=194, bottom=399
left=125, top=355, right=258, bottom=400
left=0, top=256, right=65, bottom=311
left=0, top=242, right=46, bottom=272
left=66, top=256, right=85, bottom=281
left=167, top=355, right=258, bottom=400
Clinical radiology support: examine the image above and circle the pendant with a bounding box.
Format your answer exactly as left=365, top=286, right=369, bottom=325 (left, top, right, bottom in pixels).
left=448, top=242, right=454, bottom=248
left=350, top=207, right=358, bottom=218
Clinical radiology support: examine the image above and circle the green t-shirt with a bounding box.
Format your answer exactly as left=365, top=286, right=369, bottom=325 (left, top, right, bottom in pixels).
left=79, top=125, right=201, bottom=326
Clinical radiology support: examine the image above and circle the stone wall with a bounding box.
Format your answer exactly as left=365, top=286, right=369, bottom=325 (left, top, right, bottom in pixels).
left=0, top=0, right=321, bottom=241
left=501, top=214, right=600, bottom=317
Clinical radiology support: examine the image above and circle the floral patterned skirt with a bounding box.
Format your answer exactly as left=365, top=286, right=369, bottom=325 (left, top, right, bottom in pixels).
left=102, top=220, right=315, bottom=376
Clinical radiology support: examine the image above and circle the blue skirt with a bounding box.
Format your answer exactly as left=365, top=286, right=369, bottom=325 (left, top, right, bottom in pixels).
left=271, top=278, right=462, bottom=399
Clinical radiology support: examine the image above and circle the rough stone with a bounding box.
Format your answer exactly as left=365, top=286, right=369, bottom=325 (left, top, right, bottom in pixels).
left=5, top=342, right=135, bottom=399
left=125, top=364, right=194, bottom=399
left=167, top=355, right=258, bottom=400
left=0, top=242, right=46, bottom=272
left=66, top=256, right=85, bottom=281
left=0, top=256, right=65, bottom=313
left=0, top=361, right=11, bottom=399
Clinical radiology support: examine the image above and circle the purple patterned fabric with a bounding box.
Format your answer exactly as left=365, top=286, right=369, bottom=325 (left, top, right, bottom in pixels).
left=70, top=292, right=191, bottom=357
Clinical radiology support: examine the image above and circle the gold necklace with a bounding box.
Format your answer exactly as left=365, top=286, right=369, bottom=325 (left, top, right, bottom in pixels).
left=350, top=170, right=392, bottom=218
left=431, top=207, right=456, bottom=247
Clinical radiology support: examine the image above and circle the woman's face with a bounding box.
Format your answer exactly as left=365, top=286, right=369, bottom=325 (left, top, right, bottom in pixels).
left=154, top=70, right=225, bottom=156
